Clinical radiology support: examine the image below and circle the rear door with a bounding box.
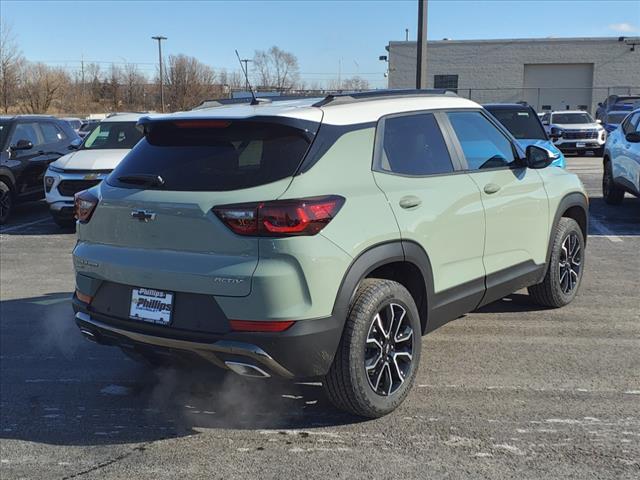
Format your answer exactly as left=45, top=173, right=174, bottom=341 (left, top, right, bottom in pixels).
left=443, top=110, right=549, bottom=304
left=75, top=116, right=321, bottom=298
left=372, top=111, right=487, bottom=328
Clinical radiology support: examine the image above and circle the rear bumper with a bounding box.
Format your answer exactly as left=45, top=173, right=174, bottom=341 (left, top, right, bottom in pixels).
left=73, top=296, right=343, bottom=379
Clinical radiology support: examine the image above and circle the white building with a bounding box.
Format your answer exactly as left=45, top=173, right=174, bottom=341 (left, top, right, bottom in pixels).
left=386, top=37, right=640, bottom=113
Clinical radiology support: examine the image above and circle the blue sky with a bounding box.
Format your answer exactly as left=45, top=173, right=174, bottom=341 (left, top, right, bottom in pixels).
left=2, top=0, right=639, bottom=87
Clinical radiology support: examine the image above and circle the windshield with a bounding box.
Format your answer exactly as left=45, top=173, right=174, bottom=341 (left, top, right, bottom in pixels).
left=0, top=122, right=10, bottom=148
left=606, top=112, right=628, bottom=124
left=81, top=121, right=142, bottom=150
left=551, top=112, right=594, bottom=124
left=108, top=119, right=315, bottom=192
left=485, top=107, right=547, bottom=140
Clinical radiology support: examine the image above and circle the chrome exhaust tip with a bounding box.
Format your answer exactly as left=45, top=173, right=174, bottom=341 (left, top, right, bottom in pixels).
left=225, top=361, right=271, bottom=378
left=79, top=328, right=97, bottom=342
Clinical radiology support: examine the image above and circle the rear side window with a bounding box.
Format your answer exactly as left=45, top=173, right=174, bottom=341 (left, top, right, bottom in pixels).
left=12, top=123, right=43, bottom=147
left=376, top=113, right=454, bottom=176
left=447, top=111, right=516, bottom=170
left=108, top=120, right=314, bottom=192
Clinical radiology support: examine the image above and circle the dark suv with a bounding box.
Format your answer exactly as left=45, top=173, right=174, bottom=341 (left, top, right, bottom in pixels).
left=0, top=115, right=80, bottom=224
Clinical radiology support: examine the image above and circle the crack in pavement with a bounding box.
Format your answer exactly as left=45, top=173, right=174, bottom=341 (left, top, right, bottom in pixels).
left=61, top=444, right=148, bottom=479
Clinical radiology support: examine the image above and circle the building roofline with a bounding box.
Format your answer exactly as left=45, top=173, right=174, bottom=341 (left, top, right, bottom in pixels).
left=388, top=36, right=626, bottom=46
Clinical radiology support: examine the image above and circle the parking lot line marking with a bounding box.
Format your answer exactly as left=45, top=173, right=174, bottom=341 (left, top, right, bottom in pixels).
left=0, top=217, right=50, bottom=234
left=589, top=216, right=623, bottom=243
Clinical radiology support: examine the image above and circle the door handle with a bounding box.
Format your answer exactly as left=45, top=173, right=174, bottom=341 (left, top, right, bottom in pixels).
left=399, top=196, right=422, bottom=209
left=483, top=183, right=501, bottom=194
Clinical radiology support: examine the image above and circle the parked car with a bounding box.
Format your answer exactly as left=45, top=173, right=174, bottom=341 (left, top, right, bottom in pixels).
left=62, top=117, right=83, bottom=133
left=596, top=95, right=640, bottom=121
left=601, top=110, right=629, bottom=134
left=44, top=113, right=144, bottom=227
left=0, top=115, right=80, bottom=224
left=602, top=108, right=640, bottom=204
left=72, top=90, right=588, bottom=418
left=484, top=103, right=565, bottom=168
left=541, top=110, right=606, bottom=156
left=78, top=120, right=100, bottom=139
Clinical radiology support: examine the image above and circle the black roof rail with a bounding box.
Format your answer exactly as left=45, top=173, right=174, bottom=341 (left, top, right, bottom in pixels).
left=312, top=89, right=457, bottom=107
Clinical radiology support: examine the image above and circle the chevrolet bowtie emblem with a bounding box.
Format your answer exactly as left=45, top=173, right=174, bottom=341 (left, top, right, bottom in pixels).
left=131, top=210, right=156, bottom=222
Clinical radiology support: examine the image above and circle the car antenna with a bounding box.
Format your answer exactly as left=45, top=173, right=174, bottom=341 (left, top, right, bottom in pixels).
left=235, top=49, right=259, bottom=106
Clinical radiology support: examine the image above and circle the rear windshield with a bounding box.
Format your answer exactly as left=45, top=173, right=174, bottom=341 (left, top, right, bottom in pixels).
left=81, top=121, right=142, bottom=150
left=108, top=120, right=314, bottom=191
left=485, top=107, right=546, bottom=140
left=606, top=112, right=628, bottom=124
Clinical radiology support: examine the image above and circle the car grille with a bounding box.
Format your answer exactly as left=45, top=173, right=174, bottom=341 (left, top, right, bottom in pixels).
left=57, top=179, right=101, bottom=197
left=562, top=130, right=598, bottom=140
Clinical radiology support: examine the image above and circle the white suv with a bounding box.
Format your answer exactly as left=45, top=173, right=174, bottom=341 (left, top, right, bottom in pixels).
left=44, top=113, right=144, bottom=227
left=541, top=110, right=606, bottom=156
left=602, top=108, right=640, bottom=204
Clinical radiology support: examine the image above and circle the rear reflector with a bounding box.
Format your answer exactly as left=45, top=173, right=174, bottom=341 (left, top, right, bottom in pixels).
left=229, top=320, right=295, bottom=332
left=213, top=195, right=344, bottom=237
left=75, top=289, right=93, bottom=304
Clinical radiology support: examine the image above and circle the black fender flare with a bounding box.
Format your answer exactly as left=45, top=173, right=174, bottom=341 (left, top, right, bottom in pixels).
left=541, top=192, right=589, bottom=281
left=0, top=167, right=16, bottom=191
left=330, top=240, right=435, bottom=333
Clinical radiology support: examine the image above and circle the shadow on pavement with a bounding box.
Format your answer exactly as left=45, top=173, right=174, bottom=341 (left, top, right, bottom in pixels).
left=473, top=293, right=550, bottom=314
left=588, top=197, right=640, bottom=236
left=0, top=293, right=362, bottom=447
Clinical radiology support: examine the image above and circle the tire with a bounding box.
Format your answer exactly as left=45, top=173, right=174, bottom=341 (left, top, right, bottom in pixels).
left=323, top=278, right=421, bottom=418
left=602, top=161, right=625, bottom=205
left=528, top=217, right=585, bottom=308
left=0, top=179, right=13, bottom=225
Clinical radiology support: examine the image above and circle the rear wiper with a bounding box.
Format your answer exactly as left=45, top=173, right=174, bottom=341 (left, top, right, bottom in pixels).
left=117, top=174, right=165, bottom=188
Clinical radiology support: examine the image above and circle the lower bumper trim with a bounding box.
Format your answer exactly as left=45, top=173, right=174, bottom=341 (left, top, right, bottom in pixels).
left=75, top=312, right=294, bottom=378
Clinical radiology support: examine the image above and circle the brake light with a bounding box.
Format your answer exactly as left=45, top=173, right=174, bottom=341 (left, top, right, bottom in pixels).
left=173, top=120, right=231, bottom=129
left=229, top=320, right=295, bottom=332
left=213, top=195, right=344, bottom=237
left=74, top=190, right=98, bottom=223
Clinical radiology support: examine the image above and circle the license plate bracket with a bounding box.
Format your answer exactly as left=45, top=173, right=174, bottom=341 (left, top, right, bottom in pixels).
left=129, top=288, right=173, bottom=325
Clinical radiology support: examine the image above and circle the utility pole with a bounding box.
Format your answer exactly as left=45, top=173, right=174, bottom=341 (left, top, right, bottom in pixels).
left=416, top=0, right=428, bottom=89
left=239, top=58, right=252, bottom=91
left=152, top=35, right=167, bottom=112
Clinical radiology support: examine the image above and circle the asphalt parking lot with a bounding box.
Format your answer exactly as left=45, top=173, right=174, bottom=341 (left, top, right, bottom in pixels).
left=1, top=156, right=638, bottom=479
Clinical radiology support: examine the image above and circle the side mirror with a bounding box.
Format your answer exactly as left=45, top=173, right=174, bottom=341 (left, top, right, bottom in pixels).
left=598, top=102, right=603, bottom=107
left=596, top=119, right=602, bottom=124
left=525, top=145, right=554, bottom=169
left=542, top=120, right=549, bottom=125
left=626, top=132, right=640, bottom=143
left=68, top=138, right=82, bottom=150
left=10, top=139, right=34, bottom=151
left=549, top=126, right=563, bottom=141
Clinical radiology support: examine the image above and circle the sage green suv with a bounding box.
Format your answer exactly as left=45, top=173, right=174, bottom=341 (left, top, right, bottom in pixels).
left=72, top=90, right=588, bottom=418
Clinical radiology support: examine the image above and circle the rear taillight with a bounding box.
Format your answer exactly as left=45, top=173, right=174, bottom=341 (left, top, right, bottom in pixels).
left=74, top=190, right=98, bottom=223
left=213, top=195, right=344, bottom=237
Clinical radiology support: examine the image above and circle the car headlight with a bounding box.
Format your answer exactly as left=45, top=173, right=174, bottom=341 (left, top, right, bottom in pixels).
left=44, top=176, right=55, bottom=193
left=48, top=165, right=65, bottom=173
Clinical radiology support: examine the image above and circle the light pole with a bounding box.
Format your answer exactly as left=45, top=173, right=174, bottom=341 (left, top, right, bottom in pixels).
left=152, top=35, right=167, bottom=112
left=416, top=0, right=428, bottom=89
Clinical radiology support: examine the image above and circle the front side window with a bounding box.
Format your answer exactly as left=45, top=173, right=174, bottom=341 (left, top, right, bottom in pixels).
left=551, top=112, right=594, bottom=124
left=447, top=111, right=516, bottom=170
left=485, top=107, right=547, bottom=140
left=82, top=121, right=142, bottom=150
left=11, top=123, right=42, bottom=147
left=622, top=112, right=640, bottom=135
left=377, top=113, right=454, bottom=176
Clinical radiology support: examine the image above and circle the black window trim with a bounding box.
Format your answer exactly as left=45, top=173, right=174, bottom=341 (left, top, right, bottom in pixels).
left=371, top=108, right=466, bottom=179
left=439, top=108, right=526, bottom=173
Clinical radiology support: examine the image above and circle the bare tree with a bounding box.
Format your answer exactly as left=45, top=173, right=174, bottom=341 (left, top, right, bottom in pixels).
left=122, top=62, right=146, bottom=110
left=19, top=62, right=70, bottom=113
left=341, top=76, right=370, bottom=91
left=163, top=54, right=218, bottom=111
left=0, top=21, right=24, bottom=113
left=253, top=46, right=300, bottom=91
left=107, top=64, right=122, bottom=110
